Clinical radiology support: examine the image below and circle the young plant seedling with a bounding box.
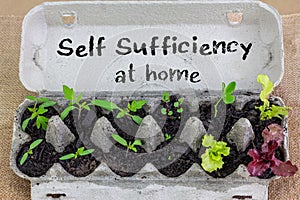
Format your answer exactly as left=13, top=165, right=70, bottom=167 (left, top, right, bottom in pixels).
left=61, top=85, right=93, bottom=120
left=214, top=81, right=236, bottom=117
left=111, top=134, right=142, bottom=155
left=161, top=92, right=173, bottom=116
left=161, top=92, right=184, bottom=116
left=59, top=147, right=95, bottom=160
left=164, top=133, right=172, bottom=141
left=174, top=97, right=184, bottom=114
left=201, top=134, right=230, bottom=173
left=256, top=74, right=291, bottom=120
left=91, top=99, right=146, bottom=125
left=20, top=139, right=43, bottom=165
left=247, top=124, right=297, bottom=177
left=22, top=96, right=56, bottom=131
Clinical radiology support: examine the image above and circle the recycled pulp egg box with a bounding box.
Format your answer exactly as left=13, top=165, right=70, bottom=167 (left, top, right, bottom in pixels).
left=11, top=1, right=287, bottom=200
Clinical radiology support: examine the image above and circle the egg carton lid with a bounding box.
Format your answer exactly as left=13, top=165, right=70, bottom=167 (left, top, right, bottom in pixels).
left=19, top=0, right=283, bottom=95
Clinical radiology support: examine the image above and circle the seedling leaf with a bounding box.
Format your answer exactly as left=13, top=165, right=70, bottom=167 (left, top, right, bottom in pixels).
left=37, top=107, right=48, bottom=115
left=225, top=81, right=236, bottom=95
left=80, top=149, right=95, bottom=156
left=117, top=110, right=127, bottom=118
left=59, top=154, right=75, bottom=160
left=63, top=85, right=75, bottom=101
left=132, top=139, right=142, bottom=146
left=20, top=153, right=28, bottom=165
left=26, top=95, right=36, bottom=101
left=161, top=108, right=167, bottom=115
left=130, top=146, right=137, bottom=152
left=131, top=115, right=142, bottom=125
left=22, top=118, right=31, bottom=131
left=223, top=95, right=235, bottom=104
left=202, top=134, right=216, bottom=147
left=178, top=97, right=184, bottom=104
left=112, top=134, right=128, bottom=147
left=174, top=102, right=179, bottom=108
left=177, top=108, right=183, bottom=113
left=40, top=101, right=56, bottom=108
left=38, top=97, right=50, bottom=103
left=60, top=106, right=76, bottom=120
left=128, top=100, right=147, bottom=112
left=77, top=147, right=85, bottom=155
left=82, top=105, right=91, bottom=111
left=257, top=74, right=273, bottom=102
left=36, top=116, right=49, bottom=130
left=162, top=92, right=170, bottom=103
left=30, top=139, right=43, bottom=149
left=91, top=99, right=119, bottom=111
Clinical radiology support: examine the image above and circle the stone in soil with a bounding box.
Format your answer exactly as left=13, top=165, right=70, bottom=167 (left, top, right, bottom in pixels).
left=91, top=117, right=116, bottom=153
left=135, top=115, right=165, bottom=153
left=179, top=117, right=206, bottom=152
left=226, top=118, right=255, bottom=152
left=46, top=116, right=76, bottom=153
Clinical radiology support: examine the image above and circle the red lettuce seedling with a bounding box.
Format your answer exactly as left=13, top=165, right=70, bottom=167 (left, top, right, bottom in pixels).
left=262, top=123, right=284, bottom=144
left=247, top=123, right=297, bottom=177
left=247, top=140, right=297, bottom=177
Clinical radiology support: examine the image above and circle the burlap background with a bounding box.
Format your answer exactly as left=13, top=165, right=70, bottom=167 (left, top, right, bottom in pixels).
left=0, top=14, right=299, bottom=199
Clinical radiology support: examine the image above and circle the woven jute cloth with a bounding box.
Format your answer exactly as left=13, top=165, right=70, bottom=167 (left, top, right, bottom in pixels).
left=0, top=14, right=299, bottom=200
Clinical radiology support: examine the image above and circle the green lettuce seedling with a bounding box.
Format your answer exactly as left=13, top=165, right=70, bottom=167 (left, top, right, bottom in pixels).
left=59, top=147, right=94, bottom=160
left=20, top=139, right=43, bottom=165
left=61, top=85, right=93, bottom=120
left=112, top=134, right=142, bottom=153
left=214, top=81, right=236, bottom=117
left=256, top=74, right=291, bottom=120
left=22, top=96, right=56, bottom=131
left=201, top=134, right=230, bottom=173
left=92, top=99, right=145, bottom=125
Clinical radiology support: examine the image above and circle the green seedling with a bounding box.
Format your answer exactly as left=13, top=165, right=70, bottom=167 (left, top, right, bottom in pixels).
left=161, top=92, right=184, bottom=116
left=214, top=81, right=236, bottom=117
left=59, top=147, right=94, bottom=160
left=127, top=100, right=147, bottom=112
left=201, top=134, right=230, bottom=173
left=165, top=133, right=172, bottom=141
left=22, top=96, right=56, bottom=131
left=92, top=99, right=146, bottom=125
left=161, top=92, right=173, bottom=116
left=111, top=134, right=142, bottom=153
left=61, top=85, right=93, bottom=120
left=256, top=74, right=291, bottom=120
left=174, top=97, right=184, bottom=113
left=20, top=139, right=43, bottom=165
left=162, top=92, right=171, bottom=103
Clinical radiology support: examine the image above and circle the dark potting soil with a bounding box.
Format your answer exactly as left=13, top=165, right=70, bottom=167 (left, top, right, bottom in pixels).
left=16, top=141, right=57, bottom=177
left=103, top=145, right=148, bottom=177
left=21, top=105, right=59, bottom=139
left=17, top=95, right=286, bottom=179
left=59, top=142, right=100, bottom=177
